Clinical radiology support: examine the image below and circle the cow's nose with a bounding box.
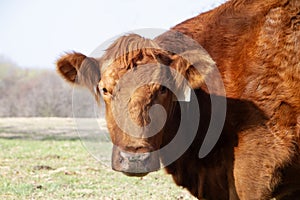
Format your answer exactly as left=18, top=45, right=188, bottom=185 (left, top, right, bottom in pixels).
left=117, top=151, right=153, bottom=175
left=112, top=145, right=160, bottom=176
left=119, top=151, right=151, bottom=162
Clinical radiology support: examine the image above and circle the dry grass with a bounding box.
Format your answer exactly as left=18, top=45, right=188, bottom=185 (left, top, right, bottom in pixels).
left=0, top=118, right=197, bottom=200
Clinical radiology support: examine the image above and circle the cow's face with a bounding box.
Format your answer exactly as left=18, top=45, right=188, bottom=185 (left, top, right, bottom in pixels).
left=56, top=34, right=215, bottom=176
left=99, top=55, right=175, bottom=175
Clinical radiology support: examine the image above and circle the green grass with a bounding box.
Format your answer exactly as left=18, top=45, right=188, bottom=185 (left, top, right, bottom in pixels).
left=0, top=119, right=197, bottom=200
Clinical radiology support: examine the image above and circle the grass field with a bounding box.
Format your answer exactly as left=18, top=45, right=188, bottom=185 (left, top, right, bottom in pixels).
left=0, top=118, right=197, bottom=200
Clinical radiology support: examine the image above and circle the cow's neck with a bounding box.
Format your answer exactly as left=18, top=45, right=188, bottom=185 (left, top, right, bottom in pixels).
left=160, top=89, right=237, bottom=199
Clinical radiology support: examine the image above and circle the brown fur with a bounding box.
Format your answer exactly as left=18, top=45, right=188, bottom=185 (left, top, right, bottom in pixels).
left=167, top=0, right=300, bottom=199
left=56, top=0, right=300, bottom=199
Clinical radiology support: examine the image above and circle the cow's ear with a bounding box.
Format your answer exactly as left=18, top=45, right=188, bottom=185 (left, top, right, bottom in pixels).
left=171, top=49, right=215, bottom=89
left=56, top=52, right=101, bottom=93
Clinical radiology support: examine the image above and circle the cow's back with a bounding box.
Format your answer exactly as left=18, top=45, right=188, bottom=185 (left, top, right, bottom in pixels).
left=172, top=0, right=300, bottom=141
left=173, top=0, right=299, bottom=107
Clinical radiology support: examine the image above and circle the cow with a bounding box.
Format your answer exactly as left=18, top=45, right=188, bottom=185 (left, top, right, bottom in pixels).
left=56, top=0, right=300, bottom=199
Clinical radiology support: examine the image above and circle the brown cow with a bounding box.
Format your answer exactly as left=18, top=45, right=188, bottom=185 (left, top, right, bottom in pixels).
left=56, top=0, right=300, bottom=199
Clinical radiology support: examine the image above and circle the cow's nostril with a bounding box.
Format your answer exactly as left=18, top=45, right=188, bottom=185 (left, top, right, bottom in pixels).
left=119, top=155, right=124, bottom=163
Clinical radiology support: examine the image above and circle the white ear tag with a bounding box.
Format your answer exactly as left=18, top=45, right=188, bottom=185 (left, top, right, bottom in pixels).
left=173, top=86, right=191, bottom=102
left=183, top=86, right=191, bottom=102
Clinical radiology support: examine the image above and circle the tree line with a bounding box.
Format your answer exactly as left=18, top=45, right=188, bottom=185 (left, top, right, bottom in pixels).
left=0, top=58, right=97, bottom=117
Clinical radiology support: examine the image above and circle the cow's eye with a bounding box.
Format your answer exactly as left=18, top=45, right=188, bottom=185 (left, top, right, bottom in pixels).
left=100, top=87, right=113, bottom=98
left=101, top=88, right=109, bottom=95
left=159, top=86, right=167, bottom=94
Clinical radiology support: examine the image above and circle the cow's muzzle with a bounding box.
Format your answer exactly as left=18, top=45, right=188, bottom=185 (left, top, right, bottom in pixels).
left=112, top=145, right=160, bottom=176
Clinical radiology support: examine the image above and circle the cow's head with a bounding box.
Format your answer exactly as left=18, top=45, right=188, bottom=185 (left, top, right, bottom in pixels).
left=56, top=33, right=215, bottom=176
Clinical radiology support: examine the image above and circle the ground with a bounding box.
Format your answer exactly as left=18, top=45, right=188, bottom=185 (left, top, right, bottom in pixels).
left=0, top=118, right=197, bottom=200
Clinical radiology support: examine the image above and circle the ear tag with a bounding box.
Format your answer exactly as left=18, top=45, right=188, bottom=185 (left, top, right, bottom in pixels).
left=173, top=86, right=191, bottom=102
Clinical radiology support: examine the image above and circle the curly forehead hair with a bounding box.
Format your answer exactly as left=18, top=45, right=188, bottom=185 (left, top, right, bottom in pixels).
left=101, top=34, right=172, bottom=71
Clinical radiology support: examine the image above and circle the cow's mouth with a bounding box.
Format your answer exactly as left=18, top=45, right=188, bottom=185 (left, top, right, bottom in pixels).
left=122, top=172, right=149, bottom=177
left=111, top=145, right=160, bottom=176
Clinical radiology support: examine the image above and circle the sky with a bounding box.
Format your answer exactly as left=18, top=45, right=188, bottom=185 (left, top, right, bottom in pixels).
left=0, top=0, right=226, bottom=69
